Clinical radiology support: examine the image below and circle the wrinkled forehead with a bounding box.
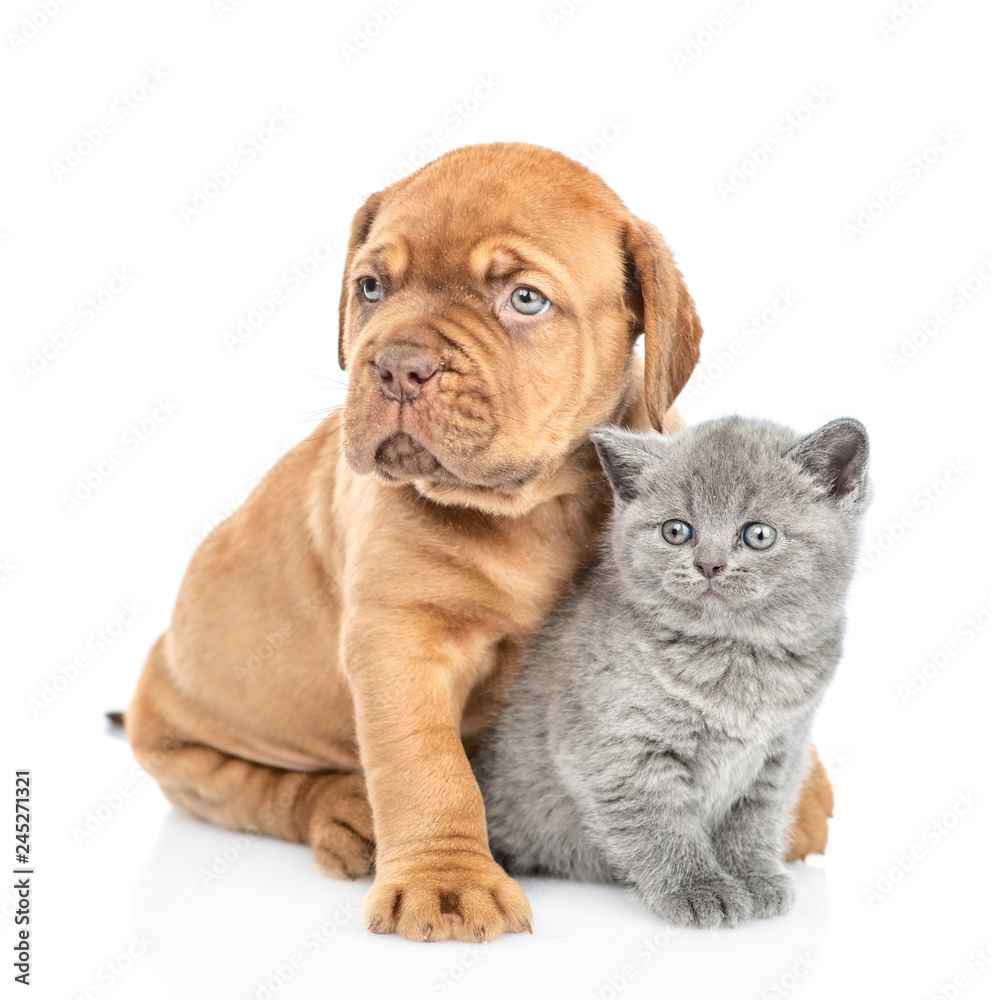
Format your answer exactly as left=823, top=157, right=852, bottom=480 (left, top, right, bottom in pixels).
left=360, top=166, right=627, bottom=285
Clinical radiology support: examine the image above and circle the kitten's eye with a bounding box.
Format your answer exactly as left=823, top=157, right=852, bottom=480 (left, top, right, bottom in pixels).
left=742, top=523, right=777, bottom=550
left=360, top=277, right=383, bottom=302
left=508, top=286, right=550, bottom=316
left=661, top=520, right=694, bottom=545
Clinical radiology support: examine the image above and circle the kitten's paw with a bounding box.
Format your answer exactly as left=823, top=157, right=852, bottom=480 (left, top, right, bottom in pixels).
left=646, top=871, right=754, bottom=929
left=742, top=869, right=796, bottom=919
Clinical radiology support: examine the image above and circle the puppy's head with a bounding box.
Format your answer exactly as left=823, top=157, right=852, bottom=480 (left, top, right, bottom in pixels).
left=338, top=142, right=701, bottom=516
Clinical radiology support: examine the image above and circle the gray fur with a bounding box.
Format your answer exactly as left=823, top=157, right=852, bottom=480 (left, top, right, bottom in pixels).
left=472, top=415, right=869, bottom=928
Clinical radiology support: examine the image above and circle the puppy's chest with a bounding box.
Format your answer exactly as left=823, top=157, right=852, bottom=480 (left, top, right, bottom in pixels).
left=496, top=493, right=609, bottom=630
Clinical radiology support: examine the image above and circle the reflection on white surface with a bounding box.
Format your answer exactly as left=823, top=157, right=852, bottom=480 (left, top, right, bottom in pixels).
left=129, top=810, right=829, bottom=1000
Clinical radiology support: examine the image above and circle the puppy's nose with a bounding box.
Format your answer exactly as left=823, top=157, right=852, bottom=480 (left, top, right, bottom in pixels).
left=377, top=348, right=438, bottom=402
left=695, top=561, right=725, bottom=580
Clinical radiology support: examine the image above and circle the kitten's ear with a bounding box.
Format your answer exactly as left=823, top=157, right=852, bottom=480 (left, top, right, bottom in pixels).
left=590, top=427, right=665, bottom=503
left=787, top=418, right=869, bottom=501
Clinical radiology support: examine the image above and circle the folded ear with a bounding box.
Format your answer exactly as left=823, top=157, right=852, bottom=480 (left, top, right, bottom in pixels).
left=623, top=219, right=703, bottom=433
left=338, top=191, right=384, bottom=371
left=786, top=418, right=870, bottom=501
left=590, top=426, right=667, bottom=503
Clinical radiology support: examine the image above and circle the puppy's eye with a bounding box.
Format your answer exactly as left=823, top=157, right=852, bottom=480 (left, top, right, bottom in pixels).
left=661, top=520, right=693, bottom=545
left=360, top=277, right=383, bottom=302
left=742, top=523, right=776, bottom=550
left=508, top=286, right=549, bottom=316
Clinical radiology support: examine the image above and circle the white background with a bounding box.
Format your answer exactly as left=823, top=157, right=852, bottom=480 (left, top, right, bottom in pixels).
left=3, top=0, right=990, bottom=997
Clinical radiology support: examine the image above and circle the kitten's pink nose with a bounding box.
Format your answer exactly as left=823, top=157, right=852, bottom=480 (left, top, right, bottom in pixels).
left=696, top=561, right=724, bottom=580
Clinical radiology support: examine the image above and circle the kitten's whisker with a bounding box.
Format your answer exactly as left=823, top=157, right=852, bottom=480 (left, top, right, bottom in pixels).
left=609, top=595, right=654, bottom=626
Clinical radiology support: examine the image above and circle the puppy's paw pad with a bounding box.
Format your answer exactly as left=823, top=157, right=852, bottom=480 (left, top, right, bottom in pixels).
left=363, top=863, right=532, bottom=942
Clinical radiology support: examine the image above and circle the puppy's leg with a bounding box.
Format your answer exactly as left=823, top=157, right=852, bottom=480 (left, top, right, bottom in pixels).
left=785, top=747, right=834, bottom=861
left=126, top=639, right=374, bottom=879
left=344, top=621, right=532, bottom=943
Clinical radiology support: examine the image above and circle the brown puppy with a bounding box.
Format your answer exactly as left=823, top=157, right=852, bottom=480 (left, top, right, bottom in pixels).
left=126, top=142, right=832, bottom=943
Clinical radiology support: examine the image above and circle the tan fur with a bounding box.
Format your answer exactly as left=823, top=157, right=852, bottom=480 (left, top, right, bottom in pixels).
left=126, top=143, right=831, bottom=942
left=786, top=747, right=834, bottom=861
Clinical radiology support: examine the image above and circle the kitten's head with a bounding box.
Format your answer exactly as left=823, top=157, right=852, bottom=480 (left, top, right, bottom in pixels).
left=590, top=416, right=870, bottom=646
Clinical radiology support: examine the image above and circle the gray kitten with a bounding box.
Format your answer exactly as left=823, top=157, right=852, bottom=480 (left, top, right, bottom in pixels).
left=473, top=415, right=869, bottom=928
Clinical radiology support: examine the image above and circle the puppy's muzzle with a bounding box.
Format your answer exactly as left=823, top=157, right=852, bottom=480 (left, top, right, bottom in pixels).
left=377, top=346, right=439, bottom=403
left=375, top=432, right=443, bottom=477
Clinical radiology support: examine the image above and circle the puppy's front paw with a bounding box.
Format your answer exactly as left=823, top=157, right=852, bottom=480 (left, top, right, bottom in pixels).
left=362, top=857, right=532, bottom=942
left=742, top=868, right=796, bottom=919
left=644, top=869, right=753, bottom=929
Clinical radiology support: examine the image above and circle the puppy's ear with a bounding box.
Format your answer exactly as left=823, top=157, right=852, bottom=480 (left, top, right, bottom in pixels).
left=623, top=219, right=703, bottom=433
left=338, top=191, right=384, bottom=370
